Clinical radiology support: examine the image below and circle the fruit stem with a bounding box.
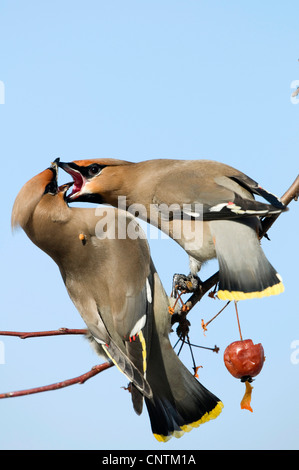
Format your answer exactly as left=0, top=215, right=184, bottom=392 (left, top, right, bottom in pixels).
left=202, top=300, right=231, bottom=332
left=234, top=301, right=243, bottom=341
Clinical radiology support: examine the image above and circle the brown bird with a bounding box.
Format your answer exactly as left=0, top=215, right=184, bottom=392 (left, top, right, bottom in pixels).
left=11, top=159, right=223, bottom=442
left=58, top=158, right=287, bottom=301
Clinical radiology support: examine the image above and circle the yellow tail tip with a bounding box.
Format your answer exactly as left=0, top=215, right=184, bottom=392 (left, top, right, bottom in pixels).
left=217, top=281, right=284, bottom=301
left=153, top=401, right=224, bottom=442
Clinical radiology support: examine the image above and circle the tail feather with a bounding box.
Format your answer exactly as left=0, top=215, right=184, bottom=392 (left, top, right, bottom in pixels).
left=209, top=219, right=284, bottom=300
left=125, top=331, right=149, bottom=415
left=144, top=320, right=223, bottom=442
left=145, top=385, right=223, bottom=442
left=130, top=385, right=144, bottom=416
left=102, top=340, right=152, bottom=399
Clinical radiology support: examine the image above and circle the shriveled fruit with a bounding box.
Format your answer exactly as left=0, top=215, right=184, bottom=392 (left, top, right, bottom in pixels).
left=224, top=339, right=265, bottom=412
left=224, top=339, right=265, bottom=380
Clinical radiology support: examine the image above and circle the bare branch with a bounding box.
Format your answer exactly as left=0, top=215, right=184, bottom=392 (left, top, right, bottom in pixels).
left=0, top=362, right=113, bottom=399
left=0, top=327, right=114, bottom=399
left=259, top=174, right=299, bottom=238
left=0, top=327, right=88, bottom=339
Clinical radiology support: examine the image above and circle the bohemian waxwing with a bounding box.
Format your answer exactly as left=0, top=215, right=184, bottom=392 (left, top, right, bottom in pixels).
left=58, top=158, right=287, bottom=301
left=11, top=159, right=223, bottom=442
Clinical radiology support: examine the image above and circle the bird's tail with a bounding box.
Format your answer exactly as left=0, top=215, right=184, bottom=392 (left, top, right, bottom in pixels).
left=209, top=219, right=284, bottom=301
left=102, top=340, right=152, bottom=400
left=144, top=324, right=223, bottom=442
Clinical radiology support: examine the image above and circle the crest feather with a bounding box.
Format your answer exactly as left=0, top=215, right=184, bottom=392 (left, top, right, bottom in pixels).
left=11, top=168, right=54, bottom=230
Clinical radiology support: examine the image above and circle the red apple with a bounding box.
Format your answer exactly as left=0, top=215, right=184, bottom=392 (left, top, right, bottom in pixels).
left=224, top=339, right=265, bottom=380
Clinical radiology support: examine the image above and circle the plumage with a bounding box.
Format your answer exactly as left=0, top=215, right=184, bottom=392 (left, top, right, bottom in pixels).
left=11, top=159, right=223, bottom=441
left=58, top=158, right=287, bottom=301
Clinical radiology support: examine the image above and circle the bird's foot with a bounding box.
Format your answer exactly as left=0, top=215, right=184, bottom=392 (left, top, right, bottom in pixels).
left=170, top=273, right=201, bottom=318
left=171, top=273, right=201, bottom=298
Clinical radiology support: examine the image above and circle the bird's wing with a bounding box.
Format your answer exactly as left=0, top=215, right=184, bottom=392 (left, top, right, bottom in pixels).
left=88, top=210, right=156, bottom=408
left=152, top=169, right=286, bottom=221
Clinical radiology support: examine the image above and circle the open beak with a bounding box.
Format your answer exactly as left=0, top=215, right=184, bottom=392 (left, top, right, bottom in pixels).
left=50, top=157, right=60, bottom=174
left=50, top=158, right=74, bottom=198
left=58, top=161, right=86, bottom=201
left=59, top=181, right=74, bottom=197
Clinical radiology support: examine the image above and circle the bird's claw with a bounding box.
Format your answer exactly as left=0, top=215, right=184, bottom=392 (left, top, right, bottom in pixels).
left=171, top=273, right=201, bottom=298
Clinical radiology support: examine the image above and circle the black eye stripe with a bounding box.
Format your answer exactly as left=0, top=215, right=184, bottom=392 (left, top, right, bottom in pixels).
left=73, top=163, right=106, bottom=178
left=88, top=164, right=102, bottom=175
left=63, top=162, right=107, bottom=178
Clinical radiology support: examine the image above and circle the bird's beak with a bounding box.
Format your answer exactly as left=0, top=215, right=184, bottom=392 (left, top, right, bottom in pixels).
left=59, top=181, right=74, bottom=196
left=50, top=157, right=60, bottom=174
left=58, top=161, right=86, bottom=201
left=49, top=158, right=74, bottom=198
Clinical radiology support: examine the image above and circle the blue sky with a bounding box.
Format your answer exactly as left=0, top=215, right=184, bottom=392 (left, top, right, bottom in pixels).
left=0, top=1, right=298, bottom=450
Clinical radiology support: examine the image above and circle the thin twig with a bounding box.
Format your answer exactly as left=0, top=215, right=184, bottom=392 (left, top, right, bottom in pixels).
left=201, top=301, right=231, bottom=334
left=0, top=327, right=114, bottom=399
left=259, top=174, right=299, bottom=238
left=0, top=328, right=88, bottom=339
left=0, top=362, right=113, bottom=399
left=173, top=337, right=219, bottom=353
left=234, top=301, right=243, bottom=341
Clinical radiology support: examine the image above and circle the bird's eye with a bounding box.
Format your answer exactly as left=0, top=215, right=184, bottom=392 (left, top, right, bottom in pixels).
left=88, top=164, right=101, bottom=177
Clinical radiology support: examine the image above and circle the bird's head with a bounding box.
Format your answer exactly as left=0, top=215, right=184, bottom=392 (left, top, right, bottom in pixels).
left=58, top=158, right=131, bottom=204
left=11, top=158, right=73, bottom=231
